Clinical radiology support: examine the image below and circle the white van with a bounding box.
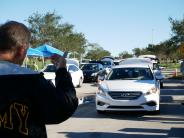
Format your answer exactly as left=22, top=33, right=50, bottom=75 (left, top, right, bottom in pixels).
left=138, top=55, right=159, bottom=64
left=138, top=55, right=164, bottom=88
left=120, top=57, right=164, bottom=88
left=66, top=58, right=79, bottom=67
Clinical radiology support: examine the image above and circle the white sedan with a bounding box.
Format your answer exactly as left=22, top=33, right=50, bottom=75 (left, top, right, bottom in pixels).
left=96, top=63, right=160, bottom=114
left=42, top=64, right=84, bottom=87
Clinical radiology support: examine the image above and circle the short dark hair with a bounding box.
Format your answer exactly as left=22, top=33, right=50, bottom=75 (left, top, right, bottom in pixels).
left=0, top=21, right=31, bottom=52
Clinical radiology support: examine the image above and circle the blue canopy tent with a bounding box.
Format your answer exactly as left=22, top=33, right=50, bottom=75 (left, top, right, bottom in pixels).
left=27, top=47, right=44, bottom=57
left=35, top=44, right=64, bottom=57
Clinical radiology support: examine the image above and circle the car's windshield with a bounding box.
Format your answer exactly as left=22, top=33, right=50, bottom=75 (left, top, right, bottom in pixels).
left=102, top=61, right=111, bottom=65
left=81, top=64, right=98, bottom=71
left=106, top=67, right=154, bottom=80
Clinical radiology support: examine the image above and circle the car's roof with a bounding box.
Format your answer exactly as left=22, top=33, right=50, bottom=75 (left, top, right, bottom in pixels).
left=45, top=63, right=76, bottom=66
left=113, top=63, right=150, bottom=69
left=46, top=64, right=54, bottom=66
left=121, top=58, right=152, bottom=62
left=67, top=63, right=77, bottom=66
left=119, top=58, right=153, bottom=65
left=42, top=63, right=79, bottom=71
left=138, top=54, right=157, bottom=59
left=113, top=59, right=124, bottom=62
left=82, top=63, right=102, bottom=65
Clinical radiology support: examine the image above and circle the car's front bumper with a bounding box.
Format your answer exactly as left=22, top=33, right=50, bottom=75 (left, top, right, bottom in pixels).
left=96, top=92, right=160, bottom=112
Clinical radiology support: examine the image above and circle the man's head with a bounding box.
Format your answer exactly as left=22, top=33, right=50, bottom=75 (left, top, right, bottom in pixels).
left=0, top=21, right=31, bottom=65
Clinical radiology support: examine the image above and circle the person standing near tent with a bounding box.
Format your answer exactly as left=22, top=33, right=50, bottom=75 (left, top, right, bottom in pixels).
left=32, top=61, right=38, bottom=71
left=0, top=21, right=78, bottom=138
left=180, top=59, right=184, bottom=81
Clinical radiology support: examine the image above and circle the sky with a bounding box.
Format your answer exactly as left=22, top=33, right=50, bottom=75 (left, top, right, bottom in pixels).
left=0, top=0, right=184, bottom=56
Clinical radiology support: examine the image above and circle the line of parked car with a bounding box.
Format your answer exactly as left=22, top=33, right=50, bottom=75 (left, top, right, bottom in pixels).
left=41, top=55, right=164, bottom=114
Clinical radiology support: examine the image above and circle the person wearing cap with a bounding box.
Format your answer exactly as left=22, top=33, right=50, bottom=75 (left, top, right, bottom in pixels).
left=0, top=21, right=78, bottom=138
left=180, top=59, right=184, bottom=81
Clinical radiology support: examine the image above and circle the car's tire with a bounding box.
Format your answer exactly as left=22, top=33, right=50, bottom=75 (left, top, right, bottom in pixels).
left=97, top=110, right=105, bottom=114
left=77, top=78, right=83, bottom=88
left=150, top=110, right=160, bottom=115
left=160, top=82, right=164, bottom=88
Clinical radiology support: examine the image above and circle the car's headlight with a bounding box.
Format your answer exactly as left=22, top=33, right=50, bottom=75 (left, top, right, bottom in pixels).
left=144, top=87, right=158, bottom=95
left=91, top=72, right=97, bottom=76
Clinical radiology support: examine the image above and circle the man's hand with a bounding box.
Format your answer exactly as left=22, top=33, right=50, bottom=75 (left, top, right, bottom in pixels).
left=50, top=54, right=66, bottom=69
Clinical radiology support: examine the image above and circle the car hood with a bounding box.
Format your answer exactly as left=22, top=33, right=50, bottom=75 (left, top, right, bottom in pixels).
left=43, top=72, right=55, bottom=80
left=100, top=80, right=156, bottom=93
left=83, top=70, right=98, bottom=74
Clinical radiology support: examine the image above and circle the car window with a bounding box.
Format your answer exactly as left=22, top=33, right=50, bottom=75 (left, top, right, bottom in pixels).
left=107, top=68, right=154, bottom=80
left=99, top=64, right=104, bottom=70
left=102, top=61, right=111, bottom=65
left=81, top=64, right=98, bottom=71
left=69, top=65, right=79, bottom=72
left=113, top=62, right=119, bottom=65
left=79, top=64, right=84, bottom=69
left=44, top=65, right=56, bottom=72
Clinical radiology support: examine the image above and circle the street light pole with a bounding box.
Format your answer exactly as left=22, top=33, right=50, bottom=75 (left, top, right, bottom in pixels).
left=152, top=29, right=154, bottom=45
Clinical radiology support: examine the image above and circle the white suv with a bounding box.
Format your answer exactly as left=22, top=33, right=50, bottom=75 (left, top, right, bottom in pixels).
left=96, top=63, right=160, bottom=114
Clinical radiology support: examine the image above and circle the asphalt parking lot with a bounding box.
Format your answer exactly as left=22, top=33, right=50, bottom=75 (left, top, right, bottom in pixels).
left=46, top=80, right=184, bottom=138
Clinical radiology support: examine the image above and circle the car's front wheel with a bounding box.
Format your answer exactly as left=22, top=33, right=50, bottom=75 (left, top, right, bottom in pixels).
left=160, top=82, right=164, bottom=88
left=77, top=78, right=83, bottom=88
left=149, top=110, right=160, bottom=115
left=96, top=110, right=105, bottom=114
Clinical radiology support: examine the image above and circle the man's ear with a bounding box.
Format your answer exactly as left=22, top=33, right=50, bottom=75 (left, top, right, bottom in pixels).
left=14, top=46, right=27, bottom=65
left=16, top=46, right=26, bottom=57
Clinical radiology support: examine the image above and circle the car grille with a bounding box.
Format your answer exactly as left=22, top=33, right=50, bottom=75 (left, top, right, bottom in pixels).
left=107, top=106, right=143, bottom=109
left=108, top=91, right=142, bottom=100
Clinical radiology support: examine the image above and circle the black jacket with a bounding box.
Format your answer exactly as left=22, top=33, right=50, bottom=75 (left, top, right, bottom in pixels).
left=0, top=61, right=78, bottom=138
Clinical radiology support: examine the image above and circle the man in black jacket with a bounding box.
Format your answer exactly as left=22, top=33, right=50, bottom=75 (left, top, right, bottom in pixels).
left=0, top=21, right=78, bottom=138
